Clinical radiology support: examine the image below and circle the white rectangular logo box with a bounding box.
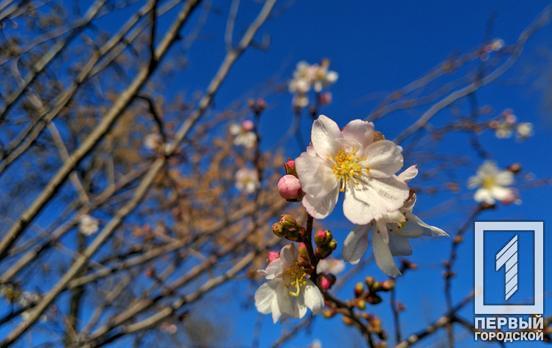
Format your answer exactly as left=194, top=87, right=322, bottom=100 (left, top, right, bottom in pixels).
left=474, top=221, right=544, bottom=315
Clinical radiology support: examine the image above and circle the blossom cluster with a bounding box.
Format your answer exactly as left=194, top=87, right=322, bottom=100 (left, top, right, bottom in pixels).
left=289, top=60, right=338, bottom=108
left=255, top=115, right=447, bottom=322
left=491, top=109, right=533, bottom=140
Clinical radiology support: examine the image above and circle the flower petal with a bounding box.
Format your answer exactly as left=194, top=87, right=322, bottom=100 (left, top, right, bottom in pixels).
left=255, top=281, right=278, bottom=322
left=366, top=176, right=409, bottom=212
left=495, top=171, right=514, bottom=186
left=343, top=225, right=370, bottom=264
left=398, top=212, right=448, bottom=238
left=372, top=230, right=401, bottom=277
left=343, top=187, right=386, bottom=225
left=364, top=140, right=404, bottom=174
left=295, top=151, right=338, bottom=198
left=398, top=165, right=418, bottom=182
left=311, top=115, right=341, bottom=159
left=302, top=188, right=339, bottom=220
left=280, top=244, right=298, bottom=267
left=261, top=258, right=284, bottom=280
left=303, top=280, right=325, bottom=314
left=342, top=119, right=374, bottom=149
left=474, top=188, right=494, bottom=204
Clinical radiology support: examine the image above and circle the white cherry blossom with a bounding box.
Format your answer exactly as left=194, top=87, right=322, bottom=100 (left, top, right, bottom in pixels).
left=255, top=244, right=324, bottom=323
left=235, top=168, right=259, bottom=194
left=343, top=165, right=447, bottom=276
left=295, top=115, right=409, bottom=225
left=516, top=122, right=533, bottom=140
left=79, top=214, right=99, bottom=236
left=468, top=161, right=516, bottom=204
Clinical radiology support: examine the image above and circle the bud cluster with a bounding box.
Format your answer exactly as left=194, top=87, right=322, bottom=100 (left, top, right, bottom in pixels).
left=313, top=229, right=337, bottom=259
left=272, top=214, right=304, bottom=241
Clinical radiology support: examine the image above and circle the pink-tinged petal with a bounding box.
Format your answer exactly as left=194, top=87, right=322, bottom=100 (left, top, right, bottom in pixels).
left=311, top=115, right=341, bottom=159
left=302, top=188, right=339, bottom=220
left=343, top=187, right=387, bottom=225
left=364, top=140, right=404, bottom=174
left=303, top=280, right=324, bottom=313
left=372, top=230, right=401, bottom=277
left=343, top=225, right=370, bottom=264
left=491, top=186, right=515, bottom=201
left=342, top=119, right=374, bottom=149
left=295, top=151, right=338, bottom=198
left=398, top=165, right=418, bottom=182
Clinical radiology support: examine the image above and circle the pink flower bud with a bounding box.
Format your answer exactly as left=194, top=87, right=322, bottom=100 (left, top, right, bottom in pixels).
left=242, top=120, right=255, bottom=131
left=278, top=175, right=302, bottom=201
left=267, top=251, right=280, bottom=263
left=319, top=92, right=332, bottom=105
left=320, top=277, right=332, bottom=290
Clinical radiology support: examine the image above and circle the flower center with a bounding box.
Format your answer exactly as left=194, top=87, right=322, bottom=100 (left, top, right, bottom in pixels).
left=332, top=149, right=363, bottom=192
left=482, top=176, right=496, bottom=189
left=282, top=264, right=307, bottom=297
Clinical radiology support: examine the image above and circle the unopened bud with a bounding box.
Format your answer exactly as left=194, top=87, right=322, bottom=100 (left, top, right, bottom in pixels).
left=318, top=273, right=336, bottom=290
left=267, top=251, right=279, bottom=263
left=272, top=215, right=304, bottom=241
left=342, top=316, right=354, bottom=326
left=323, top=309, right=335, bottom=318
left=356, top=299, right=366, bottom=310
left=314, top=230, right=332, bottom=246
left=364, top=276, right=375, bottom=287
left=277, top=175, right=303, bottom=201
left=380, top=279, right=395, bottom=291
left=354, top=282, right=364, bottom=297
left=242, top=120, right=254, bottom=131
left=366, top=293, right=382, bottom=305
left=319, top=92, right=332, bottom=105
left=507, top=163, right=521, bottom=174
left=284, top=159, right=297, bottom=176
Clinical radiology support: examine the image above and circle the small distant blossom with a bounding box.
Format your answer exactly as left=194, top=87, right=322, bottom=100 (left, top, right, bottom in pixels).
left=343, top=166, right=447, bottom=276
left=490, top=38, right=505, bottom=51
left=79, top=214, right=99, bottom=236
left=468, top=161, right=517, bottom=205
left=516, top=122, right=533, bottom=140
left=235, top=168, right=259, bottom=194
left=255, top=244, right=324, bottom=323
left=309, top=339, right=322, bottom=348
left=277, top=174, right=302, bottom=201
left=229, top=121, right=256, bottom=149
left=316, top=258, right=345, bottom=275
left=481, top=38, right=505, bottom=61
left=295, top=115, right=409, bottom=225
left=144, top=133, right=161, bottom=150
left=289, top=60, right=338, bottom=108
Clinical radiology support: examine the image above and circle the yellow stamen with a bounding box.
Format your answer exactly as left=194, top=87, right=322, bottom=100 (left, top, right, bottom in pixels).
left=482, top=177, right=496, bottom=189
left=332, top=149, right=364, bottom=192
left=283, top=263, right=307, bottom=297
